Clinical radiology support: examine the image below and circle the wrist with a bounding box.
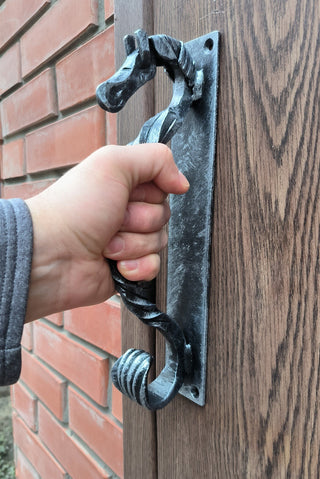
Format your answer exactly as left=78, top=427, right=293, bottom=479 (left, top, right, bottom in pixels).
left=25, top=195, right=71, bottom=322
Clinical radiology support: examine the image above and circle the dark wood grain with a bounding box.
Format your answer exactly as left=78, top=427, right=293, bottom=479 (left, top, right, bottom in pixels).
left=154, top=1, right=320, bottom=477
left=114, top=2, right=157, bottom=478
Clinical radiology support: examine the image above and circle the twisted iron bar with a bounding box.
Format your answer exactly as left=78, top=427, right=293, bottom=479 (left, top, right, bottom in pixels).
left=97, top=30, right=202, bottom=410
left=109, top=260, right=192, bottom=409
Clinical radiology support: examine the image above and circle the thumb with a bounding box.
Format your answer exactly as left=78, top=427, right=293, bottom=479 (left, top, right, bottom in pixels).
left=99, top=143, right=190, bottom=195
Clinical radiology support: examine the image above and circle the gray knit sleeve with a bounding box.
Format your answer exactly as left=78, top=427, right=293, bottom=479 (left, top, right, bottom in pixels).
left=0, top=199, right=33, bottom=386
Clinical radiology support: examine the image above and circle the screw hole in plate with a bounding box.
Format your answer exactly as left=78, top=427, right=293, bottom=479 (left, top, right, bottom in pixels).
left=204, top=38, right=214, bottom=51
left=190, top=386, right=200, bottom=399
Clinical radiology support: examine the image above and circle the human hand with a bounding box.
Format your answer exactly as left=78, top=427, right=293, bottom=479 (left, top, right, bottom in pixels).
left=25, top=143, right=189, bottom=322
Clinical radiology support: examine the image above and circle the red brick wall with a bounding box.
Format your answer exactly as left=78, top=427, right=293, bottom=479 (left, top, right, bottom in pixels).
left=0, top=1, right=123, bottom=477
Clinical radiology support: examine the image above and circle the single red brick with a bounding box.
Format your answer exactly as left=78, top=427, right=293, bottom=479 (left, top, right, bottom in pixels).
left=12, top=412, right=67, bottom=479
left=107, top=112, right=117, bottom=145
left=1, top=69, right=58, bottom=136
left=21, top=0, right=99, bottom=77
left=0, top=43, right=22, bottom=96
left=45, top=312, right=63, bottom=326
left=12, top=382, right=37, bottom=431
left=38, top=404, right=111, bottom=479
left=105, top=0, right=114, bottom=19
left=1, top=138, right=24, bottom=179
left=112, top=384, right=123, bottom=423
left=2, top=178, right=55, bottom=199
left=20, top=349, right=67, bottom=421
left=21, top=323, right=33, bottom=351
left=26, top=105, right=106, bottom=173
left=64, top=299, right=121, bottom=357
left=0, top=0, right=50, bottom=51
left=15, top=448, right=40, bottom=479
left=69, top=387, right=123, bottom=477
left=34, top=321, right=109, bottom=405
left=56, top=26, right=115, bottom=111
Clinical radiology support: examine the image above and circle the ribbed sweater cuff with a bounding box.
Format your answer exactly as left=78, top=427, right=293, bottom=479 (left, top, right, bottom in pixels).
left=0, top=199, right=33, bottom=385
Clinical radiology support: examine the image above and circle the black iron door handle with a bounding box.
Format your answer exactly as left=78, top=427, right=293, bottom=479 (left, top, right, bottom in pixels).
left=96, top=29, right=202, bottom=410
left=96, top=28, right=221, bottom=410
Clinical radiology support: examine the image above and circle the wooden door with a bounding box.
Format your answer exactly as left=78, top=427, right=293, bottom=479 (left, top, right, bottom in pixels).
left=116, top=1, right=320, bottom=477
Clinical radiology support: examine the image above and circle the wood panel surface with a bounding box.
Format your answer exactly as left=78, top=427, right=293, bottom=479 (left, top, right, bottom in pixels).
left=154, top=1, right=320, bottom=478
left=114, top=2, right=157, bottom=478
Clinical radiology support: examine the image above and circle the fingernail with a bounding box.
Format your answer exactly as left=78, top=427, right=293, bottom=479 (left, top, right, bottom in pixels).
left=105, top=236, right=124, bottom=254
left=119, top=260, right=138, bottom=272
left=161, top=230, right=168, bottom=248
left=179, top=170, right=190, bottom=189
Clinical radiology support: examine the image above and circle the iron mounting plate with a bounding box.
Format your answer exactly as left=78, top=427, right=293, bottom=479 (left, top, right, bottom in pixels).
left=166, top=31, right=219, bottom=406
